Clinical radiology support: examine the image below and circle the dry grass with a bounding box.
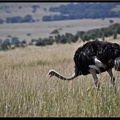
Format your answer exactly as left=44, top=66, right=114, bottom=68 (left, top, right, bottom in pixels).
left=0, top=40, right=120, bottom=117
left=0, top=3, right=120, bottom=117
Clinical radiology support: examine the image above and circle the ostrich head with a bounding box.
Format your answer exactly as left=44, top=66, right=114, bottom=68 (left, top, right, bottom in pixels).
left=47, top=69, right=57, bottom=77
left=46, top=69, right=77, bottom=80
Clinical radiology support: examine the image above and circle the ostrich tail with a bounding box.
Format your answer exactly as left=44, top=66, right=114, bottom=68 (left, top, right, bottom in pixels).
left=114, top=57, right=120, bottom=71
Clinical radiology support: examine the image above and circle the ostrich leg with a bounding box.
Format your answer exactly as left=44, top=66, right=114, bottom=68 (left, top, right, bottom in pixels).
left=107, top=69, right=115, bottom=87
left=89, top=68, right=100, bottom=90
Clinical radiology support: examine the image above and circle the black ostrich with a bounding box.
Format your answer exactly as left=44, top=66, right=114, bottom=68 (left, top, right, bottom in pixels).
left=47, top=40, right=120, bottom=89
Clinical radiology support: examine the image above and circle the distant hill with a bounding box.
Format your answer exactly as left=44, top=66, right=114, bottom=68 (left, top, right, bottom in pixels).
left=0, top=2, right=120, bottom=24
left=42, top=2, right=120, bottom=21
left=0, top=2, right=69, bottom=23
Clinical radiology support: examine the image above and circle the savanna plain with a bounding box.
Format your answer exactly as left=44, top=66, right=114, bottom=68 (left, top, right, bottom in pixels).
left=0, top=2, right=120, bottom=117
left=0, top=38, right=120, bottom=117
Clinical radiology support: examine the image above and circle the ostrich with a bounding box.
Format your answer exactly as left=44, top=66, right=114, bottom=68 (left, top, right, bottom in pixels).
left=47, top=40, right=120, bottom=90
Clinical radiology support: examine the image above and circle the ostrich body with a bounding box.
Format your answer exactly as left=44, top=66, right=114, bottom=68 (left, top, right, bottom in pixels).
left=47, top=40, right=120, bottom=89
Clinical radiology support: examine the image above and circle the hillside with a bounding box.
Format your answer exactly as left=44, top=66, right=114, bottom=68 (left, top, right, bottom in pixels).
left=0, top=2, right=120, bottom=46
left=0, top=2, right=120, bottom=23
left=43, top=2, right=120, bottom=21
left=0, top=2, right=69, bottom=22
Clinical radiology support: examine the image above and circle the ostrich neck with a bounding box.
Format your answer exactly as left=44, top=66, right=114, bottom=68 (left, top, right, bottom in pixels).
left=53, top=71, right=77, bottom=80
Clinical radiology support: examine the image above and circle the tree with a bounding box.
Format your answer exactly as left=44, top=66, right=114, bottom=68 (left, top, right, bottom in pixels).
left=50, top=29, right=59, bottom=34
left=109, top=19, right=114, bottom=24
left=11, top=37, right=20, bottom=47
left=0, top=18, right=4, bottom=24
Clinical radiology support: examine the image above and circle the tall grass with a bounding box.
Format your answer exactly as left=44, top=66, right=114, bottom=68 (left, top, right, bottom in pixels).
left=0, top=42, right=120, bottom=117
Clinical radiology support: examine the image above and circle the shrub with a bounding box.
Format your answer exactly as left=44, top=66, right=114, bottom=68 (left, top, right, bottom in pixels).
left=50, top=29, right=59, bottom=34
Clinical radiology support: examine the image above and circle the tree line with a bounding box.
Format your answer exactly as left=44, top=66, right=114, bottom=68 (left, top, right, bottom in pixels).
left=31, top=23, right=120, bottom=46
left=0, top=4, right=40, bottom=24
left=0, top=23, right=120, bottom=51
left=42, top=2, right=120, bottom=21
left=0, top=3, right=120, bottom=24
left=0, top=15, right=35, bottom=24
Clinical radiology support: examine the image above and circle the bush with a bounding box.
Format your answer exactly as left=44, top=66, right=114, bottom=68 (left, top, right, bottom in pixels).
left=11, top=37, right=20, bottom=47
left=50, top=29, right=59, bottom=34
left=36, top=38, right=54, bottom=46
left=0, top=18, right=4, bottom=24
left=0, top=43, right=9, bottom=51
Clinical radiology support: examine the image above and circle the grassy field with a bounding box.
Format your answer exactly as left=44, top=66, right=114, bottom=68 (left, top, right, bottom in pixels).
left=0, top=3, right=120, bottom=117
left=0, top=38, right=120, bottom=117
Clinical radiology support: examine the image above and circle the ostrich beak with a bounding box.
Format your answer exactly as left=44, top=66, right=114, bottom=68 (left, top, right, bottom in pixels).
left=46, top=73, right=52, bottom=77
left=46, top=73, right=49, bottom=77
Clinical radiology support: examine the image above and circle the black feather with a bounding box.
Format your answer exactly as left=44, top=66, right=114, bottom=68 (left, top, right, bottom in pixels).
left=74, top=40, right=120, bottom=76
